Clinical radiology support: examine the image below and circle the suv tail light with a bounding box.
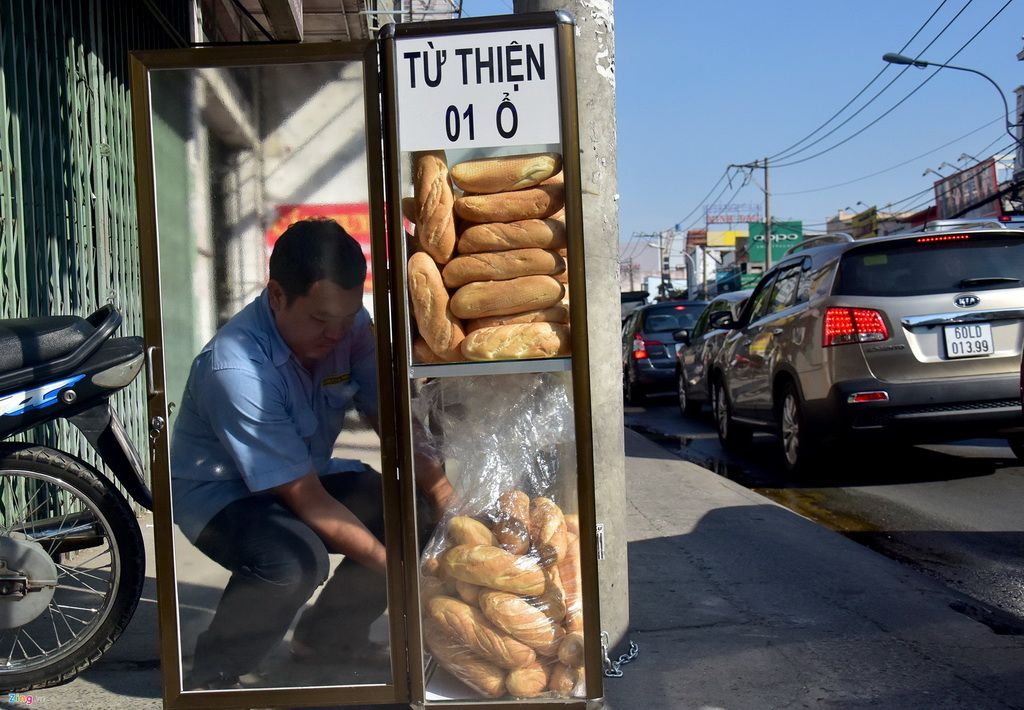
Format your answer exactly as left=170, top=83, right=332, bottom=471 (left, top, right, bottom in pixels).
left=632, top=333, right=661, bottom=359
left=823, top=307, right=889, bottom=347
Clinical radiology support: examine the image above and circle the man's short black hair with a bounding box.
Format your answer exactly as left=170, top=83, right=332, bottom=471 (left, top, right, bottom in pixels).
left=269, top=218, right=367, bottom=301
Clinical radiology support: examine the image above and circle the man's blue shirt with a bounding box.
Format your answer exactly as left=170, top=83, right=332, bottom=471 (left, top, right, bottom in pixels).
left=169, top=289, right=378, bottom=542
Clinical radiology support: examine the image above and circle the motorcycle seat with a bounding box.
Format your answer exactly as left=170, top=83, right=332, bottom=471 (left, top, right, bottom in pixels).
left=0, top=316, right=94, bottom=375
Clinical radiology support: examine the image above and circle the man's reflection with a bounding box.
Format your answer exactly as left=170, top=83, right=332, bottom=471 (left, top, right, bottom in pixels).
left=170, top=218, right=452, bottom=689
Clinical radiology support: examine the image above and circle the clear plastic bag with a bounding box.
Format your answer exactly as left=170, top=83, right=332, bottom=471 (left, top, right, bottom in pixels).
left=413, top=372, right=586, bottom=699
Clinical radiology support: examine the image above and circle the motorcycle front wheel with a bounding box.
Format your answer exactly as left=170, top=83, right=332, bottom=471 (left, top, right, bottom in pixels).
left=0, top=444, right=144, bottom=692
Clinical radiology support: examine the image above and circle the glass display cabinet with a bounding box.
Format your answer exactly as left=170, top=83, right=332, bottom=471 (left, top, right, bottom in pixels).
left=131, top=11, right=601, bottom=709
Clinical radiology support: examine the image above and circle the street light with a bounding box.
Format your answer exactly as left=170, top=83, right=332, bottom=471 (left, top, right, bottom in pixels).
left=647, top=243, right=702, bottom=299
left=882, top=52, right=1023, bottom=151
left=922, top=167, right=945, bottom=179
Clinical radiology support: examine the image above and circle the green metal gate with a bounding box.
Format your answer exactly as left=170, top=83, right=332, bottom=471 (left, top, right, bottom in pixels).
left=0, top=0, right=189, bottom=509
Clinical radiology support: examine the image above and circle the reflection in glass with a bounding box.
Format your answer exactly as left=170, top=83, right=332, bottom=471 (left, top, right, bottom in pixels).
left=411, top=373, right=585, bottom=701
left=148, top=60, right=395, bottom=691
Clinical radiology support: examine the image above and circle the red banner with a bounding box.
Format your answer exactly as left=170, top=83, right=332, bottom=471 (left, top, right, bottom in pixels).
left=266, top=204, right=373, bottom=293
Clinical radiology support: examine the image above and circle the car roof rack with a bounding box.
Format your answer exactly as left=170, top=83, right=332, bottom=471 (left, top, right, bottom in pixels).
left=919, top=218, right=1006, bottom=232
left=783, top=233, right=855, bottom=256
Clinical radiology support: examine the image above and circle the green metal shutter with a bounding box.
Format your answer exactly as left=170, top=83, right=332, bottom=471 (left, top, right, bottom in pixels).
left=0, top=0, right=188, bottom=507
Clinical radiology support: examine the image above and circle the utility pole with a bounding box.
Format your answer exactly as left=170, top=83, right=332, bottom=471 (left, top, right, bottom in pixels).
left=658, top=229, right=670, bottom=298
left=514, top=0, right=628, bottom=660
left=730, top=158, right=772, bottom=272
left=764, top=157, right=772, bottom=270
left=620, top=257, right=638, bottom=290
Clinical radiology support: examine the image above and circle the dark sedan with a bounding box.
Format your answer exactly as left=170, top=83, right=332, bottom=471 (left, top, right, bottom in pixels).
left=622, top=300, right=708, bottom=404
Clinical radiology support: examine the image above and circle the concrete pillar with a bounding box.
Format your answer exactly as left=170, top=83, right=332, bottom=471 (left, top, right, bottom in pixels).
left=513, top=0, right=628, bottom=654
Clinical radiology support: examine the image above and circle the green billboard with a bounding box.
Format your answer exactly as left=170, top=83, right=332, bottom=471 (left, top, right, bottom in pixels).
left=748, top=221, right=803, bottom=263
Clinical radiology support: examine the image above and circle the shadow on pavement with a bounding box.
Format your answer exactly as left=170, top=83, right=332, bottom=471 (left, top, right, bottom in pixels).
left=608, top=503, right=1024, bottom=710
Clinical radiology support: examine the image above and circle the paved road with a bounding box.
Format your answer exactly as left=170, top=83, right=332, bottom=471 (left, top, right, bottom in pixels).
left=625, top=393, right=1024, bottom=629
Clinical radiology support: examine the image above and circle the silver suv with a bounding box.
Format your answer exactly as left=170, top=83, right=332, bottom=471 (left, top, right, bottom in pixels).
left=709, top=226, right=1024, bottom=474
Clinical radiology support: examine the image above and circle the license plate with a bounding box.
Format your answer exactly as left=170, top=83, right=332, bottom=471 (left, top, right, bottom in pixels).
left=943, top=323, right=994, bottom=358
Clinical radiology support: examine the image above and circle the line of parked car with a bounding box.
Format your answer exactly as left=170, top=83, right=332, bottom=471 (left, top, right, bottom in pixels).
left=623, top=221, right=1024, bottom=476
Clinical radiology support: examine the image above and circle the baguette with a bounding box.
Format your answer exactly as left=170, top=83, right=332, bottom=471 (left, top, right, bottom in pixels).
left=558, top=533, right=583, bottom=633
left=450, top=152, right=562, bottom=194
left=461, top=323, right=570, bottom=361
left=412, top=337, right=444, bottom=364
left=478, top=590, right=564, bottom=656
left=458, top=217, right=567, bottom=254
left=413, top=151, right=457, bottom=263
left=422, top=619, right=506, bottom=697
left=427, top=595, right=536, bottom=670
left=408, top=252, right=465, bottom=360
left=536, top=565, right=567, bottom=624
left=454, top=183, right=564, bottom=223
left=466, top=303, right=570, bottom=333
left=442, top=544, right=545, bottom=596
left=493, top=489, right=531, bottom=555
left=450, top=275, right=564, bottom=320
left=558, top=631, right=585, bottom=667
left=449, top=516, right=498, bottom=547
left=529, top=496, right=569, bottom=566
left=506, top=661, right=549, bottom=698
left=564, top=513, right=580, bottom=538
left=442, top=248, right=566, bottom=289
left=420, top=574, right=448, bottom=604
left=548, top=663, right=579, bottom=695
left=401, top=196, right=419, bottom=223
left=455, top=579, right=483, bottom=606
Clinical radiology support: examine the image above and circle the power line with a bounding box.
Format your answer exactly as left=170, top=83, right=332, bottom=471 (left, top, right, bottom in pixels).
left=772, top=0, right=1013, bottom=168
left=775, top=116, right=1001, bottom=195
left=768, top=0, right=956, bottom=163
left=884, top=140, right=1016, bottom=213
left=667, top=169, right=732, bottom=236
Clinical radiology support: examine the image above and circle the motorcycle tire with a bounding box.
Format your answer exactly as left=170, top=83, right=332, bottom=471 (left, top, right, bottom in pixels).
left=0, top=443, right=144, bottom=692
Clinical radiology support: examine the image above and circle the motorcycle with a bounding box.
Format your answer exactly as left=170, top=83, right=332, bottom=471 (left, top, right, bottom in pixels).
left=0, top=305, right=152, bottom=692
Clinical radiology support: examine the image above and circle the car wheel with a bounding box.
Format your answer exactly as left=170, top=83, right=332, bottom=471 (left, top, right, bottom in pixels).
left=1008, top=435, right=1024, bottom=461
left=713, top=381, right=750, bottom=450
left=624, top=371, right=646, bottom=405
left=778, top=382, right=820, bottom=477
left=677, top=372, right=701, bottom=417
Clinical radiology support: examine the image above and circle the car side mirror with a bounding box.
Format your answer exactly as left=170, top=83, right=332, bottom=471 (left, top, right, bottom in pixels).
left=673, top=328, right=691, bottom=345
left=708, top=311, right=736, bottom=329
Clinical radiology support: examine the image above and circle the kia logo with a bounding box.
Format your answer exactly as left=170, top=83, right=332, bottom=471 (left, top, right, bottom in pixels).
left=954, top=294, right=980, bottom=308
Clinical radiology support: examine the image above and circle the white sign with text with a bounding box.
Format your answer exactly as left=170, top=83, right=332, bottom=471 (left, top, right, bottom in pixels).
left=396, top=27, right=561, bottom=151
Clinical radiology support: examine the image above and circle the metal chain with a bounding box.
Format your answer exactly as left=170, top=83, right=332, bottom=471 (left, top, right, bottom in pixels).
left=600, top=631, right=639, bottom=678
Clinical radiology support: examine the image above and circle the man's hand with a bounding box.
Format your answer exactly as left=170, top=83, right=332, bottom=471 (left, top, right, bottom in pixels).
left=413, top=446, right=457, bottom=519
left=273, top=472, right=387, bottom=575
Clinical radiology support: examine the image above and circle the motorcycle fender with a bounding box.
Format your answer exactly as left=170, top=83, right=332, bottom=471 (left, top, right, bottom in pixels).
left=69, top=403, right=153, bottom=511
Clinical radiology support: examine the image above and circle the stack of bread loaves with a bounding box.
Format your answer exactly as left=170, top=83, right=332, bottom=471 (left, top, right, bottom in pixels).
left=420, top=490, right=585, bottom=699
left=408, top=150, right=572, bottom=363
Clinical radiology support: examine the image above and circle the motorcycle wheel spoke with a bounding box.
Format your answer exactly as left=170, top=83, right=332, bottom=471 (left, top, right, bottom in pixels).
left=1, top=486, right=46, bottom=535
left=56, top=565, right=111, bottom=594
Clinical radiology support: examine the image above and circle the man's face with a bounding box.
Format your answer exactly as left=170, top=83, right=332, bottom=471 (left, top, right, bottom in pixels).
left=268, top=279, right=364, bottom=367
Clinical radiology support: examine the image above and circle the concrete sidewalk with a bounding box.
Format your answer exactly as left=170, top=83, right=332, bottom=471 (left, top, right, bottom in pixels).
left=6, top=427, right=1024, bottom=709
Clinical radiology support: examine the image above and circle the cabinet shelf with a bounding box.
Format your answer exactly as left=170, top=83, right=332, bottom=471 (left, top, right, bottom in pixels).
left=409, top=357, right=572, bottom=379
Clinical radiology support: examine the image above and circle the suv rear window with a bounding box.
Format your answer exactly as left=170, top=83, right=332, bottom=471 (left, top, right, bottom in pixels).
left=833, top=232, right=1024, bottom=297
left=643, top=305, right=703, bottom=332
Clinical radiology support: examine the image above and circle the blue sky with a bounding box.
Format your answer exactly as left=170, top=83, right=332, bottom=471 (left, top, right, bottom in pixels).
left=464, top=1, right=1024, bottom=269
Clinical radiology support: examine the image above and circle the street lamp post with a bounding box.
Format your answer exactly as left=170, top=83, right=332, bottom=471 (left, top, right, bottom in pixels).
left=647, top=243, right=702, bottom=299
left=679, top=250, right=700, bottom=299
left=882, top=52, right=1024, bottom=152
